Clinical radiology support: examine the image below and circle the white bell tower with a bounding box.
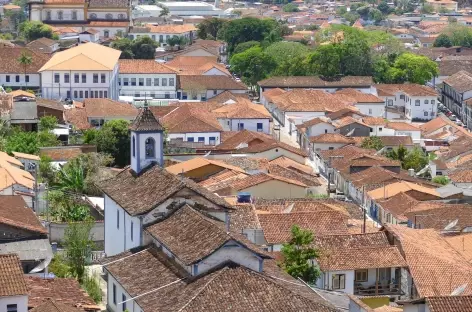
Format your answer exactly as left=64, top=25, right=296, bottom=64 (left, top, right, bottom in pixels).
left=130, top=105, right=164, bottom=174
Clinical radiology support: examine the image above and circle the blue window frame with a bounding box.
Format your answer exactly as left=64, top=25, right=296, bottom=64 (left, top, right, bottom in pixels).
left=187, top=137, right=194, bottom=142
left=257, top=123, right=263, bottom=132
left=198, top=137, right=205, bottom=142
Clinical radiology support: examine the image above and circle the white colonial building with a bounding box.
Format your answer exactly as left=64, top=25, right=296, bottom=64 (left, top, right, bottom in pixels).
left=39, top=43, right=121, bottom=100
left=128, top=24, right=196, bottom=46
left=118, top=59, right=178, bottom=100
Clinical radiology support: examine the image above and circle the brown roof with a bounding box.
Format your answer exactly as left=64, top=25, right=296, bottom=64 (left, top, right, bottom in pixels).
left=258, top=76, right=373, bottom=88
left=30, top=299, right=84, bottom=312
left=420, top=116, right=449, bottom=135
left=229, top=172, right=307, bottom=191
left=37, top=98, right=64, bottom=111
left=444, top=70, right=472, bottom=93
left=319, top=144, right=376, bottom=161
left=368, top=181, right=439, bottom=200
left=0, top=195, right=47, bottom=234
left=99, top=164, right=232, bottom=216
left=262, top=88, right=286, bottom=102
left=258, top=211, right=349, bottom=244
left=215, top=130, right=273, bottom=151
left=267, top=164, right=321, bottom=187
left=314, top=232, right=390, bottom=249
left=146, top=205, right=270, bottom=265
left=0, top=254, right=28, bottom=297
left=133, top=24, right=197, bottom=34
left=26, top=37, right=57, bottom=54
left=179, top=75, right=246, bottom=91
left=88, top=0, right=128, bottom=7
left=198, top=169, right=248, bottom=193
left=449, top=169, right=472, bottom=183
left=166, top=157, right=245, bottom=175
left=269, top=156, right=314, bottom=175
left=130, top=106, right=163, bottom=131
left=309, top=133, right=353, bottom=144
left=269, top=89, right=352, bottom=112
left=386, top=122, right=420, bottom=131
left=376, top=84, right=437, bottom=97
left=325, top=106, right=364, bottom=120
left=333, top=116, right=369, bottom=128
left=253, top=198, right=352, bottom=217
left=426, top=296, right=472, bottom=312
left=118, top=59, right=176, bottom=74
left=211, top=99, right=271, bottom=119
left=363, top=117, right=387, bottom=126
left=104, top=247, right=336, bottom=312
left=148, top=105, right=177, bottom=118
left=235, top=140, right=308, bottom=157
left=39, top=146, right=95, bottom=161
left=382, top=224, right=472, bottom=297
left=207, top=91, right=249, bottom=104
left=26, top=277, right=99, bottom=310
left=376, top=192, right=419, bottom=221
left=444, top=233, right=472, bottom=262
left=404, top=202, right=472, bottom=231
left=64, top=107, right=90, bottom=130
left=379, top=135, right=413, bottom=146
left=335, top=88, right=384, bottom=103
left=83, top=98, right=138, bottom=118
left=161, top=104, right=222, bottom=133
left=0, top=47, right=50, bottom=73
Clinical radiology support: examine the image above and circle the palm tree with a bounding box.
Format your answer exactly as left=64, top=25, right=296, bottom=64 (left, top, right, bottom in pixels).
left=17, top=50, right=32, bottom=90
left=55, top=159, right=86, bottom=194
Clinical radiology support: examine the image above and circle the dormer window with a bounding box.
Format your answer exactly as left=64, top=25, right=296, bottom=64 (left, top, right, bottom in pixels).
left=145, top=137, right=155, bottom=159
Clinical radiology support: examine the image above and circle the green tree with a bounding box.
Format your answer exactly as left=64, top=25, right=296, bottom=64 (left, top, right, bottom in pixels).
left=17, top=50, right=32, bottom=89
left=377, top=1, right=392, bottom=14
left=306, top=44, right=341, bottom=78
left=55, top=158, right=86, bottom=193
left=280, top=225, right=321, bottom=284
left=64, top=220, right=94, bottom=283
left=84, top=120, right=130, bottom=167
left=421, top=3, right=434, bottom=13
left=233, top=41, right=260, bottom=54
left=167, top=35, right=181, bottom=47
left=265, top=41, right=309, bottom=66
left=433, top=33, right=453, bottom=47
left=159, top=6, right=169, bottom=16
left=5, top=9, right=27, bottom=32
left=20, top=21, right=54, bottom=42
left=110, top=37, right=134, bottom=59
left=38, top=129, right=60, bottom=148
left=361, top=136, right=384, bottom=151
left=387, top=53, right=439, bottom=84
left=196, top=17, right=226, bottom=39
left=432, top=176, right=449, bottom=185
left=272, top=55, right=309, bottom=76
left=343, top=12, right=361, bottom=25
left=403, top=147, right=428, bottom=172
left=131, top=35, right=158, bottom=59
left=283, top=3, right=299, bottom=12
left=0, top=119, right=11, bottom=151
left=38, top=155, right=56, bottom=185
left=369, top=8, right=384, bottom=24
left=230, top=46, right=277, bottom=90
left=39, top=115, right=57, bottom=131
left=387, top=145, right=408, bottom=162
left=5, top=129, right=39, bottom=154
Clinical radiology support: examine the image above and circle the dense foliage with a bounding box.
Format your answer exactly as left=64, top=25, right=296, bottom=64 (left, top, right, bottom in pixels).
left=111, top=36, right=159, bottom=59
left=19, top=21, right=57, bottom=42
left=386, top=146, right=428, bottom=172
left=361, top=136, right=384, bottom=151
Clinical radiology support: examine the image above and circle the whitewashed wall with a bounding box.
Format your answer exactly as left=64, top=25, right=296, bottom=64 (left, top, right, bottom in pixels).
left=167, top=132, right=221, bottom=146
left=0, top=295, right=28, bottom=312
left=0, top=73, right=41, bottom=88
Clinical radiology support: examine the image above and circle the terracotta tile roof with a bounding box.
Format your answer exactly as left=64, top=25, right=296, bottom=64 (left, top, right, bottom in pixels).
left=379, top=135, right=413, bottom=146
left=269, top=156, right=314, bottom=175
left=348, top=166, right=433, bottom=190
left=228, top=204, right=261, bottom=232
left=26, top=38, right=57, bottom=54
left=37, top=98, right=64, bottom=111
left=215, top=130, right=273, bottom=151
left=334, top=88, right=384, bottom=103
left=221, top=157, right=269, bottom=172
left=178, top=75, right=246, bottom=91
left=333, top=116, right=369, bottom=128
left=236, top=141, right=309, bottom=157
left=382, top=224, right=472, bottom=297
left=270, top=89, right=353, bottom=112
left=386, top=122, right=420, bottom=131
left=404, top=202, right=472, bottom=231
left=0, top=195, right=47, bottom=234
left=253, top=198, right=352, bottom=217
left=367, top=181, right=439, bottom=200
left=319, top=144, right=375, bottom=161
left=88, top=21, right=129, bottom=27
left=161, top=104, right=222, bottom=133
left=165, top=56, right=229, bottom=76
left=212, top=99, right=271, bottom=119
left=262, top=88, right=286, bottom=102
left=373, top=306, right=403, bottom=312
left=39, top=146, right=88, bottom=161
left=444, top=233, right=472, bottom=262
left=88, top=0, right=128, bottom=7
left=105, top=247, right=336, bottom=311
left=0, top=254, right=28, bottom=297
left=83, top=98, right=138, bottom=118
left=426, top=296, right=472, bottom=312
left=317, top=246, right=407, bottom=271
left=0, top=47, right=50, bottom=73
left=148, top=105, right=177, bottom=118
left=146, top=205, right=270, bottom=265
left=130, top=106, right=163, bottom=131
left=10, top=90, right=36, bottom=99
left=26, top=277, right=99, bottom=310
left=118, top=59, right=176, bottom=74
left=229, top=172, right=308, bottom=191
left=444, top=70, right=472, bottom=93
left=325, top=106, right=364, bottom=120
left=314, top=232, right=390, bottom=249
left=99, top=164, right=232, bottom=216
left=166, top=157, right=245, bottom=175
left=442, top=135, right=472, bottom=160
left=134, top=24, right=197, bottom=34
left=0, top=161, right=35, bottom=190
left=363, top=117, right=387, bottom=126
left=198, top=169, right=248, bottom=193
left=309, top=133, right=353, bottom=144
left=64, top=107, right=90, bottom=130
left=30, top=299, right=84, bottom=312
left=208, top=91, right=249, bottom=104
left=12, top=151, right=40, bottom=161
left=258, top=211, right=349, bottom=244
left=376, top=84, right=437, bottom=97
left=449, top=169, right=472, bottom=183
left=268, top=164, right=321, bottom=187
left=258, top=76, right=373, bottom=88
left=296, top=116, right=331, bottom=131
left=375, top=192, right=419, bottom=221
left=350, top=154, right=400, bottom=167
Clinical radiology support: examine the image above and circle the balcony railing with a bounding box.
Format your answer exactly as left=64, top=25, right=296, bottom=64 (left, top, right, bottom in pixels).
left=354, top=282, right=402, bottom=296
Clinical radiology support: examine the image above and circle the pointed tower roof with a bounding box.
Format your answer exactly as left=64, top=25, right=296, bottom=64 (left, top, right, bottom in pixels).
left=130, top=106, right=163, bottom=132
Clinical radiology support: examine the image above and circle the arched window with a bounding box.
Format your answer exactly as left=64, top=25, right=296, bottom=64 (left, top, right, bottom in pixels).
left=105, top=13, right=113, bottom=19
left=90, top=13, right=97, bottom=19
left=104, top=30, right=110, bottom=38
left=72, top=10, right=77, bottom=20
left=145, top=137, right=155, bottom=159
left=57, top=10, right=63, bottom=20
left=132, top=136, right=135, bottom=157
left=118, top=13, right=125, bottom=19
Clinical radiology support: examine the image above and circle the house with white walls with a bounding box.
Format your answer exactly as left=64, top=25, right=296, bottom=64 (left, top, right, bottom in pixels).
left=376, top=84, right=438, bottom=121
left=314, top=232, right=407, bottom=296
left=178, top=75, right=247, bottom=101
left=0, top=254, right=28, bottom=312
left=296, top=116, right=336, bottom=151
left=156, top=104, right=223, bottom=146
left=334, top=88, right=386, bottom=117
left=39, top=42, right=121, bottom=101
left=128, top=24, right=196, bottom=46
left=118, top=59, right=178, bottom=100
left=310, top=133, right=353, bottom=152
left=211, top=99, right=272, bottom=134
left=385, top=122, right=422, bottom=143
left=0, top=47, right=49, bottom=90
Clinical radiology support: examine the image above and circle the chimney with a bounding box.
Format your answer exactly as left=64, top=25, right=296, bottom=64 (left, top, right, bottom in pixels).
left=408, top=168, right=415, bottom=177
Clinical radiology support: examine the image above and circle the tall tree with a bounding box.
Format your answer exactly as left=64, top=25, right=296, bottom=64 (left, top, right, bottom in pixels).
left=433, top=33, right=453, bottom=47
left=281, top=225, right=321, bottom=284
left=306, top=44, right=341, bottom=78
left=230, top=46, right=276, bottom=90
left=196, top=17, right=226, bottom=40
left=64, top=220, right=94, bottom=283
left=387, top=53, right=439, bottom=84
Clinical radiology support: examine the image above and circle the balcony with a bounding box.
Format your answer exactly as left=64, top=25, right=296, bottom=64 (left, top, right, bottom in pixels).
left=354, top=281, right=402, bottom=296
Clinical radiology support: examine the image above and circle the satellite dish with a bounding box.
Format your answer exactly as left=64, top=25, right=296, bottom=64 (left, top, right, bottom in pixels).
left=451, top=284, right=467, bottom=296
left=444, top=219, right=459, bottom=231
